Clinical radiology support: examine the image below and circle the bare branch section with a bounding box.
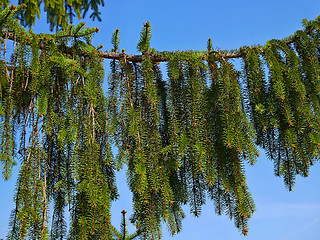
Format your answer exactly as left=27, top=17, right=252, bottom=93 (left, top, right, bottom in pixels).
left=98, top=50, right=241, bottom=61
left=99, top=51, right=169, bottom=62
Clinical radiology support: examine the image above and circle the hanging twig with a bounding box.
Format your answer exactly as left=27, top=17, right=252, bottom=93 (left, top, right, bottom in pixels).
left=121, top=210, right=127, bottom=240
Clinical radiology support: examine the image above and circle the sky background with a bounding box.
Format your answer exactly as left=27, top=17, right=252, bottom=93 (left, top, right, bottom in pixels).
left=1, top=0, right=320, bottom=239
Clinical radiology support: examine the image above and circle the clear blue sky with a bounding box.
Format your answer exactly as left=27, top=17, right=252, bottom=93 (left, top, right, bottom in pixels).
left=1, top=0, right=320, bottom=239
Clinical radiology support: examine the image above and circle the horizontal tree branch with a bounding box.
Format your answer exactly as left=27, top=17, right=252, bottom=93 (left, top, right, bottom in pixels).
left=1, top=23, right=316, bottom=63
left=1, top=29, right=242, bottom=62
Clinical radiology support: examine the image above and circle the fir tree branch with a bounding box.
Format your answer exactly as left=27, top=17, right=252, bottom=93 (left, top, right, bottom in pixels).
left=1, top=20, right=317, bottom=63
left=0, top=29, right=242, bottom=61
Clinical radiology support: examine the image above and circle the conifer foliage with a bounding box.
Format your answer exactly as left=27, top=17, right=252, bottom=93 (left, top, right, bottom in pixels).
left=1, top=0, right=105, bottom=30
left=1, top=4, right=320, bottom=239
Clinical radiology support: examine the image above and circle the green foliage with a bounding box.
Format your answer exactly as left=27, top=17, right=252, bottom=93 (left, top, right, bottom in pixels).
left=1, top=6, right=116, bottom=240
left=137, top=21, right=152, bottom=53
left=1, top=4, right=320, bottom=240
left=111, top=28, right=120, bottom=52
left=0, top=0, right=105, bottom=30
